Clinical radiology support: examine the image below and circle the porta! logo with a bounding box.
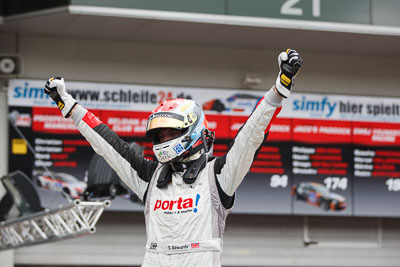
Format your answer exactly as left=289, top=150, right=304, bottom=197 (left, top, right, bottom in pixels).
left=154, top=194, right=201, bottom=213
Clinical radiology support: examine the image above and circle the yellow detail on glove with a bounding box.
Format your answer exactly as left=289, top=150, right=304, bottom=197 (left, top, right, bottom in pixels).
left=280, top=74, right=291, bottom=86
left=58, top=102, right=65, bottom=110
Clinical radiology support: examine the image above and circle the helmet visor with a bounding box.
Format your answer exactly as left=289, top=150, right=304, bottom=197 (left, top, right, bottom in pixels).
left=146, top=112, right=185, bottom=135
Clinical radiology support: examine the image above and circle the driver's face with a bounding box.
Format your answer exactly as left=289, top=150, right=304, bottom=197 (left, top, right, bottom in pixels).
left=159, top=128, right=182, bottom=142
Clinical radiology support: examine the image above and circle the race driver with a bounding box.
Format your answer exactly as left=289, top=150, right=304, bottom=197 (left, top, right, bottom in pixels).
left=43, top=49, right=302, bottom=267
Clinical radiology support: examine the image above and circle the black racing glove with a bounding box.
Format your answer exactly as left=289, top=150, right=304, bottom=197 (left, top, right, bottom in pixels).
left=275, top=49, right=303, bottom=98
left=44, top=77, right=77, bottom=118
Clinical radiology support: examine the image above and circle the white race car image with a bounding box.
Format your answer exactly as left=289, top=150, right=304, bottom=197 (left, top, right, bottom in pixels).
left=33, top=170, right=87, bottom=199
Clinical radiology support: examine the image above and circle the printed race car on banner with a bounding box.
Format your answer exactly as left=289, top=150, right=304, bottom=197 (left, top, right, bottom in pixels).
left=33, top=170, right=87, bottom=199
left=202, top=93, right=262, bottom=113
left=292, top=182, right=346, bottom=211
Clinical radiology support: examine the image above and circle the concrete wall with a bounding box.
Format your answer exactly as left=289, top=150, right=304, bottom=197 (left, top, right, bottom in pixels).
left=17, top=34, right=399, bottom=97
left=0, top=87, right=13, bottom=264
left=0, top=32, right=15, bottom=267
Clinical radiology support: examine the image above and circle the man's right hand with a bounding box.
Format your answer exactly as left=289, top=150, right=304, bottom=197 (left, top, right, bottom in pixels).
left=44, top=77, right=77, bottom=118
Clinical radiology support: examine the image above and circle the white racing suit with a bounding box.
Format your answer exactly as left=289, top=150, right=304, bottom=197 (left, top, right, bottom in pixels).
left=71, top=88, right=283, bottom=267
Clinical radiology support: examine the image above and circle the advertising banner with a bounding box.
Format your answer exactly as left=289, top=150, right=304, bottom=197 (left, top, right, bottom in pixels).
left=7, top=79, right=400, bottom=217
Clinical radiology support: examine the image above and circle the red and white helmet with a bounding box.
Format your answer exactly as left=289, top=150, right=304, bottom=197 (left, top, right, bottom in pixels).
left=146, top=98, right=212, bottom=163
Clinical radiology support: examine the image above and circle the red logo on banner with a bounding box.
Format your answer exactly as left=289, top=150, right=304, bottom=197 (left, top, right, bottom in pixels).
left=268, top=118, right=291, bottom=141
left=101, top=110, right=150, bottom=137
left=32, top=107, right=78, bottom=134
left=292, top=119, right=351, bottom=144
left=352, top=121, right=400, bottom=146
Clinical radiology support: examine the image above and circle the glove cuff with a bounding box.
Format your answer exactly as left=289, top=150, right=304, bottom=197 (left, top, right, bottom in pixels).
left=60, top=94, right=77, bottom=118
left=275, top=76, right=291, bottom=98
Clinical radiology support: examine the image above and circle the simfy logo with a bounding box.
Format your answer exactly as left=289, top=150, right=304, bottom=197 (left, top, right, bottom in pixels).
left=13, top=82, right=49, bottom=99
left=292, top=96, right=337, bottom=118
left=154, top=194, right=201, bottom=213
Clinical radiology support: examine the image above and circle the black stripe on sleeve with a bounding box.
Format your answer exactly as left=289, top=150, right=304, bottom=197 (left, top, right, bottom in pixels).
left=93, top=123, right=158, bottom=182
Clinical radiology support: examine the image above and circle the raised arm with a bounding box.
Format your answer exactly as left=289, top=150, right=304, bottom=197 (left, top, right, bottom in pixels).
left=43, top=77, right=159, bottom=200
left=214, top=49, right=303, bottom=196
